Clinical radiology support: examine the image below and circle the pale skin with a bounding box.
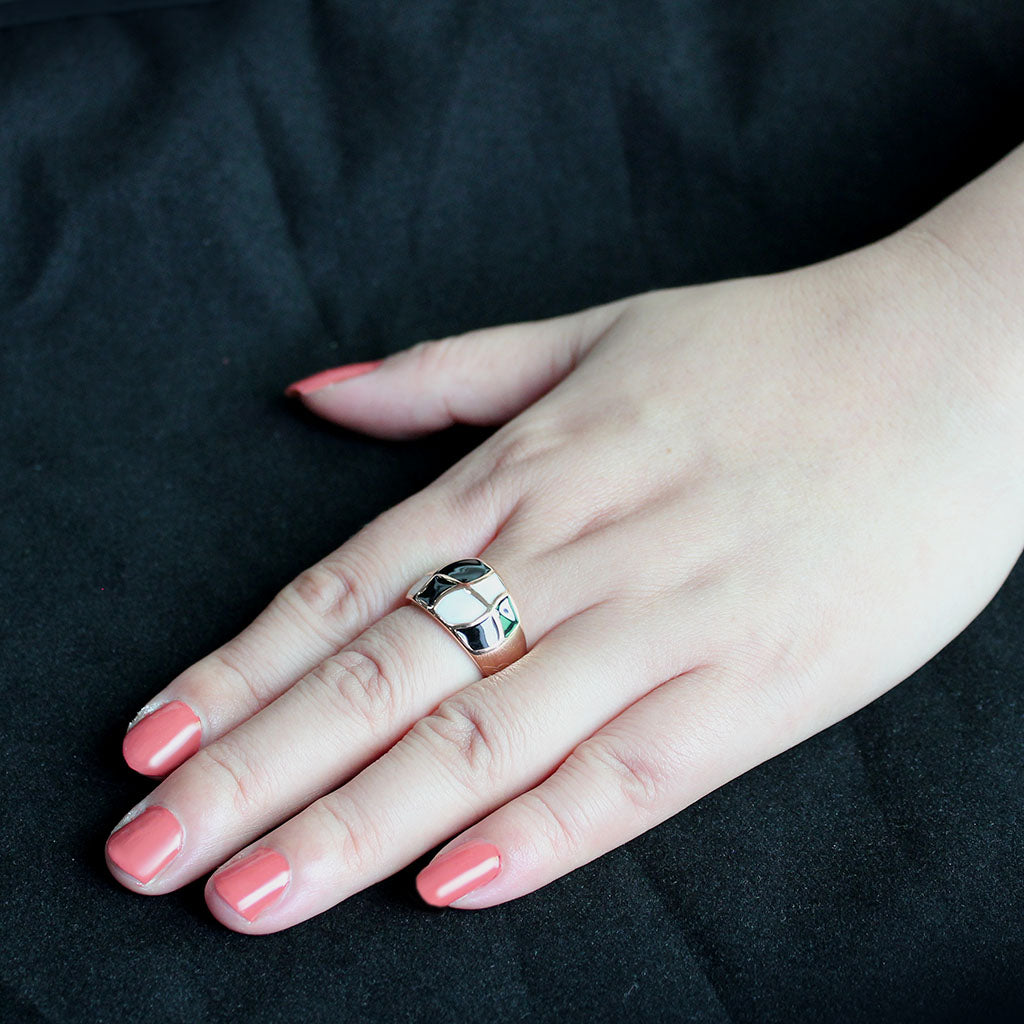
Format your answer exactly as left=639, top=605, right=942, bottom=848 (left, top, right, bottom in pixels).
left=106, top=139, right=1024, bottom=932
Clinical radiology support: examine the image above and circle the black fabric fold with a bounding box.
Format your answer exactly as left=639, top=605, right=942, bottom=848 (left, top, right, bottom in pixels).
left=0, top=0, right=217, bottom=29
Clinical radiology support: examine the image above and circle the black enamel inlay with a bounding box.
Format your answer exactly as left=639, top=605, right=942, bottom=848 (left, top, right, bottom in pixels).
left=414, top=575, right=455, bottom=606
left=440, top=559, right=489, bottom=583
left=454, top=614, right=501, bottom=652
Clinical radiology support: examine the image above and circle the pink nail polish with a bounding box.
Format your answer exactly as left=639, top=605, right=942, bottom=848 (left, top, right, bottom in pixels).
left=284, top=359, right=383, bottom=397
left=106, top=806, right=184, bottom=884
left=416, top=840, right=501, bottom=907
left=212, top=848, right=291, bottom=922
left=123, top=700, right=202, bottom=777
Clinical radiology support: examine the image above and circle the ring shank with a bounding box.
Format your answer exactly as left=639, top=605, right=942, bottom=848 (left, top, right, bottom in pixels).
left=471, top=628, right=527, bottom=676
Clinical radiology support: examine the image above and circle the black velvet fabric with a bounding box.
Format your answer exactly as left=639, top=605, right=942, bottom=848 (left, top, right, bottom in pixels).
left=2, top=2, right=1022, bottom=1021
left=0, top=0, right=217, bottom=29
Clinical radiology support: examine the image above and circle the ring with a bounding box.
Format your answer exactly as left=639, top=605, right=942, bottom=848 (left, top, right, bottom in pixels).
left=405, top=558, right=527, bottom=676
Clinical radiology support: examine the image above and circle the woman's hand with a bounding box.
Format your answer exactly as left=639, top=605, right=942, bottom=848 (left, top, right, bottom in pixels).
left=104, top=168, right=1024, bottom=933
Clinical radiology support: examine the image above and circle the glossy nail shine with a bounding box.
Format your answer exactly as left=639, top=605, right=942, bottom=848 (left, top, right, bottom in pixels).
left=123, top=700, right=202, bottom=777
left=416, top=840, right=502, bottom=907
left=106, top=806, right=184, bottom=884
left=212, top=848, right=291, bottom=922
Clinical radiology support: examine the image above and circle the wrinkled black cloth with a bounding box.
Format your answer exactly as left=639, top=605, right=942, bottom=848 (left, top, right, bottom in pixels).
left=0, top=0, right=217, bottom=29
left=1, top=2, right=1022, bottom=1022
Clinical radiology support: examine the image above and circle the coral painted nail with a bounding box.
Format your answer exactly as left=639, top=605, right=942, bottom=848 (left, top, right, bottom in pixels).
left=416, top=840, right=501, bottom=907
left=123, top=701, right=202, bottom=777
left=284, top=359, right=383, bottom=397
left=212, top=848, right=291, bottom=922
left=106, top=806, right=184, bottom=884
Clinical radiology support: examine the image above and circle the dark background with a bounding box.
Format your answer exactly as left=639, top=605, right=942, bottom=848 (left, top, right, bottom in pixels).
left=1, top=2, right=1022, bottom=1021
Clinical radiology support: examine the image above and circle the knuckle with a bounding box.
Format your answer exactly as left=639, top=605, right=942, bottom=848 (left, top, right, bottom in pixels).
left=311, top=791, right=388, bottom=876
left=206, top=649, right=266, bottom=713
left=574, top=734, right=671, bottom=818
left=488, top=424, right=556, bottom=479
left=305, top=645, right=400, bottom=732
left=407, top=336, right=456, bottom=375
left=561, top=503, right=626, bottom=547
left=192, top=738, right=273, bottom=818
left=517, top=789, right=589, bottom=863
left=720, top=620, right=819, bottom=726
left=409, top=692, right=510, bottom=792
left=282, top=559, right=366, bottom=636
left=455, top=422, right=561, bottom=508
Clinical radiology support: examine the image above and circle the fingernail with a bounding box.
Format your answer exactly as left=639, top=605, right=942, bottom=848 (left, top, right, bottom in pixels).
left=123, top=700, right=202, bottom=777
left=212, top=848, right=291, bottom=922
left=416, top=840, right=501, bottom=907
left=284, top=359, right=383, bottom=397
left=106, top=806, right=184, bottom=884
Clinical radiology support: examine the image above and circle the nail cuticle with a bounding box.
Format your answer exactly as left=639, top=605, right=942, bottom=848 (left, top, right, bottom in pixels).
left=126, top=703, right=158, bottom=732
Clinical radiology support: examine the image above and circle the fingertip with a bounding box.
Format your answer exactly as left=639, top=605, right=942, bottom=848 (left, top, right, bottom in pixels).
left=206, top=848, right=293, bottom=934
left=283, top=359, right=384, bottom=398
left=415, top=839, right=502, bottom=908
left=204, top=876, right=254, bottom=933
left=285, top=358, right=427, bottom=437
left=122, top=701, right=202, bottom=777
left=105, top=806, right=184, bottom=889
left=204, top=879, right=292, bottom=936
left=290, top=369, right=434, bottom=439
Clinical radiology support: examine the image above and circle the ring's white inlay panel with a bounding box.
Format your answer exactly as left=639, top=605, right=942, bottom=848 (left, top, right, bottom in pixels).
left=471, top=574, right=504, bottom=603
left=434, top=587, right=487, bottom=626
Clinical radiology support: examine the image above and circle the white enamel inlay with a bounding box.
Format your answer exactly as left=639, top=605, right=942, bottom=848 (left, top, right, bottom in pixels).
left=434, top=587, right=487, bottom=626
left=471, top=574, right=504, bottom=603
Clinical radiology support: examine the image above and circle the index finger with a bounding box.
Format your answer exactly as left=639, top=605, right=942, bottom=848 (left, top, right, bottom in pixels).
left=121, top=477, right=504, bottom=777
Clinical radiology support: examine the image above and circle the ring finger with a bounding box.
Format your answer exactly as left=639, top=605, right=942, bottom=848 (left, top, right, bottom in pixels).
left=104, top=542, right=625, bottom=892
left=201, top=597, right=693, bottom=933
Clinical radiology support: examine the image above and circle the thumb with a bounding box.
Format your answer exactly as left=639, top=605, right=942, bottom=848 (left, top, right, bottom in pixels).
left=284, top=297, right=630, bottom=439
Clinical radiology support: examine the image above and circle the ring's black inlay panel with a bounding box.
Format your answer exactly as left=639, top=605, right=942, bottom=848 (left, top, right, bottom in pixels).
left=413, top=575, right=455, bottom=606
left=455, top=616, right=501, bottom=652
left=440, top=559, right=490, bottom=582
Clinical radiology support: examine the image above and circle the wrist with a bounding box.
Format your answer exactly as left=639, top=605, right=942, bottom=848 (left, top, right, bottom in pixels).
left=880, top=220, right=1024, bottom=446
left=820, top=183, right=1024, bottom=456
left=901, top=141, right=1024, bottom=325
left=881, top=143, right=1024, bottom=424
left=769, top=210, right=1024, bottom=501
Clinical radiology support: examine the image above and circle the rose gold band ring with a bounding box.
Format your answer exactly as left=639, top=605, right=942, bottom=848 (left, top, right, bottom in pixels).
left=405, top=558, right=526, bottom=676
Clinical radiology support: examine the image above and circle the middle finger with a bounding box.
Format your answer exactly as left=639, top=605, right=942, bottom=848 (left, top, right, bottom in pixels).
left=105, top=544, right=589, bottom=891
left=205, top=597, right=667, bottom=932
